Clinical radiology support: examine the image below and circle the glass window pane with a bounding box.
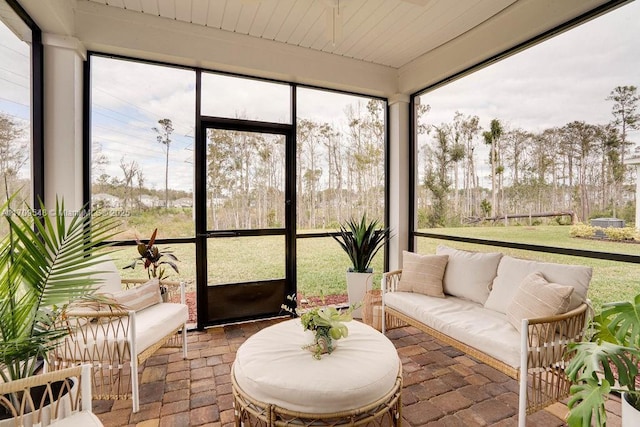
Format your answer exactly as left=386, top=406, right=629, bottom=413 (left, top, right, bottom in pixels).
left=207, top=236, right=285, bottom=285
left=201, top=72, right=291, bottom=123
left=90, top=56, right=196, bottom=240
left=296, top=88, right=386, bottom=230
left=105, top=243, right=196, bottom=324
left=0, top=0, right=32, bottom=209
left=296, top=236, right=384, bottom=298
left=206, top=129, right=285, bottom=230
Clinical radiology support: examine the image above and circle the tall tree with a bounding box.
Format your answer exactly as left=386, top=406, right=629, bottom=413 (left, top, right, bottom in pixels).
left=483, top=119, right=503, bottom=217
left=607, top=85, right=639, bottom=215
left=424, top=124, right=463, bottom=227
left=153, top=118, right=174, bottom=208
left=0, top=113, right=27, bottom=196
left=563, top=121, right=599, bottom=220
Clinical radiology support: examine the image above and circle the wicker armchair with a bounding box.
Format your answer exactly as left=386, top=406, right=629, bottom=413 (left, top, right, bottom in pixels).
left=49, top=276, right=188, bottom=413
left=0, top=364, right=101, bottom=426
left=381, top=269, right=590, bottom=427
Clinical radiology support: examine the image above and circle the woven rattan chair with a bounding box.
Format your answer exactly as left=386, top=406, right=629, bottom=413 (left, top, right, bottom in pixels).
left=0, top=364, right=101, bottom=426
left=49, top=260, right=188, bottom=414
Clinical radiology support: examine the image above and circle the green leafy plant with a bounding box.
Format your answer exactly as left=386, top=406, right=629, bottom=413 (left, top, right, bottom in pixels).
left=124, top=228, right=179, bottom=280
left=0, top=195, right=120, bottom=382
left=332, top=215, right=391, bottom=273
left=281, top=295, right=359, bottom=359
left=566, top=295, right=640, bottom=426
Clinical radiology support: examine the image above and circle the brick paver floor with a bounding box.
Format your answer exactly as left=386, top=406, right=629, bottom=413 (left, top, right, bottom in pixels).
left=93, top=318, right=622, bottom=427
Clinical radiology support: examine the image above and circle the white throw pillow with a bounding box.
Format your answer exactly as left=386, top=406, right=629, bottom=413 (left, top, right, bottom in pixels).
left=112, top=278, right=162, bottom=312
left=485, top=256, right=592, bottom=314
left=436, top=245, right=503, bottom=304
left=398, top=251, right=448, bottom=297
left=506, top=272, right=574, bottom=332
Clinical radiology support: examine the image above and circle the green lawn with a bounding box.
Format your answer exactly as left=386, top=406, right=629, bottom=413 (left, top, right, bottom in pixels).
left=104, top=224, right=640, bottom=315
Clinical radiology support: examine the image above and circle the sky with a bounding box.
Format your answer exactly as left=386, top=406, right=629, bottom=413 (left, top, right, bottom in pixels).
left=419, top=0, right=640, bottom=139
left=1, top=1, right=639, bottom=192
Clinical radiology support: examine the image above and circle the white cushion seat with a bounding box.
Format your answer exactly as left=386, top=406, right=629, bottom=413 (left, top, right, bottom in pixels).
left=233, top=319, right=400, bottom=413
left=49, top=411, right=104, bottom=426
left=67, top=302, right=188, bottom=361
left=384, top=291, right=521, bottom=368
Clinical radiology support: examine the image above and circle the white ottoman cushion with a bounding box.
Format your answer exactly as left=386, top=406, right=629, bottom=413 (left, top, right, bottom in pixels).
left=233, top=319, right=399, bottom=413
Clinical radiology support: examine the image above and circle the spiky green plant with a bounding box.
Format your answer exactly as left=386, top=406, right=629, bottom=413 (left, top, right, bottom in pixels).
left=332, top=215, right=391, bottom=273
left=0, top=195, right=120, bottom=382
left=566, top=295, right=640, bottom=426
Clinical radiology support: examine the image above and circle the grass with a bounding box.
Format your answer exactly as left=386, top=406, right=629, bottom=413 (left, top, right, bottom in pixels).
left=104, top=220, right=640, bottom=315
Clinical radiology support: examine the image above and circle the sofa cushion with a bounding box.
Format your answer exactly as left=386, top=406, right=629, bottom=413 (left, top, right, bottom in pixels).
left=506, top=272, right=574, bottom=332
left=436, top=245, right=502, bottom=304
left=74, top=255, right=123, bottom=294
left=397, top=251, right=448, bottom=297
left=384, top=292, right=521, bottom=368
left=111, top=278, right=162, bottom=312
left=484, top=256, right=591, bottom=314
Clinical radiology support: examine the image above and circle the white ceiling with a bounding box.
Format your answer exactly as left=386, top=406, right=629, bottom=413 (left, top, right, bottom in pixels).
left=14, top=0, right=619, bottom=96
left=85, top=0, right=518, bottom=69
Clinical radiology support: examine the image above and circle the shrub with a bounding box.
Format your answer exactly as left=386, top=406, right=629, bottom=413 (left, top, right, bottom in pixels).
left=570, top=223, right=596, bottom=238
left=603, top=226, right=638, bottom=241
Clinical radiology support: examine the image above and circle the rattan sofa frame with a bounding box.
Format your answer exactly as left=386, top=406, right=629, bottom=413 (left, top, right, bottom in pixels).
left=49, top=278, right=187, bottom=413
left=381, top=269, right=589, bottom=427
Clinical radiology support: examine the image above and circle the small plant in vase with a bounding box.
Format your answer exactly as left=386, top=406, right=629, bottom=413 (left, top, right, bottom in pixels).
left=282, top=295, right=359, bottom=359
left=124, top=228, right=179, bottom=300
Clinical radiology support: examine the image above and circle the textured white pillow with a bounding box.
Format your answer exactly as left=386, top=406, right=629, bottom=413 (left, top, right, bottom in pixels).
left=506, top=272, right=574, bottom=332
left=436, top=245, right=503, bottom=304
left=398, top=251, right=448, bottom=297
left=485, top=256, right=591, bottom=314
left=112, top=278, right=162, bottom=312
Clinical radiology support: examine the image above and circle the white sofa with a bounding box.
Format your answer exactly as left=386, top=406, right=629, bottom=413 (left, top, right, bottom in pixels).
left=381, top=245, right=591, bottom=427
left=50, top=257, right=188, bottom=413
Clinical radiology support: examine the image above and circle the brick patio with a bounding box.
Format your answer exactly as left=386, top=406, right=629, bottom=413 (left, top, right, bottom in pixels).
left=92, top=318, right=623, bottom=427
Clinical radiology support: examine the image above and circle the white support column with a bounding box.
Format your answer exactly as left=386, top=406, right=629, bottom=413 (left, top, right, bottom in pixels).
left=43, top=34, right=86, bottom=210
left=388, top=94, right=411, bottom=271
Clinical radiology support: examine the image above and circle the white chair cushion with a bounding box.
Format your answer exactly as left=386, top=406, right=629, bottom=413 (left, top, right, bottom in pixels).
left=74, top=254, right=123, bottom=294
left=436, top=245, right=502, bottom=304
left=233, top=319, right=400, bottom=413
left=485, top=256, right=592, bottom=314
left=384, top=292, right=521, bottom=369
left=67, top=302, right=188, bottom=360
left=49, top=411, right=104, bottom=426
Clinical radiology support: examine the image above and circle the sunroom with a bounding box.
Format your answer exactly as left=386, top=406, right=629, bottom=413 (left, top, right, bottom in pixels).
left=1, top=0, right=639, bottom=425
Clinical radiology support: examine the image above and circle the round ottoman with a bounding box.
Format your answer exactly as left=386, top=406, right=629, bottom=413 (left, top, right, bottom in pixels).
left=232, top=319, right=402, bottom=425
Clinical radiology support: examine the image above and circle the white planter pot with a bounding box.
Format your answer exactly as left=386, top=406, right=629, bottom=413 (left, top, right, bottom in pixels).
left=622, top=392, right=640, bottom=427
left=346, top=271, right=373, bottom=319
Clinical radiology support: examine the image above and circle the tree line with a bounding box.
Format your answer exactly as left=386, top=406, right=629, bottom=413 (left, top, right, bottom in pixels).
left=87, top=99, right=386, bottom=231
left=418, top=85, right=640, bottom=227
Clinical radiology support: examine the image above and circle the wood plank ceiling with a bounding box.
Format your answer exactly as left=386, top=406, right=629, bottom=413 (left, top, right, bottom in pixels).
left=85, top=0, right=517, bottom=69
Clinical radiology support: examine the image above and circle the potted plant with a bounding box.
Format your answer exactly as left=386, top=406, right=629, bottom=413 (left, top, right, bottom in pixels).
left=566, top=294, right=640, bottom=427
left=123, top=228, right=179, bottom=300
left=332, top=215, right=390, bottom=318
left=281, top=295, right=357, bottom=359
left=0, top=195, right=119, bottom=421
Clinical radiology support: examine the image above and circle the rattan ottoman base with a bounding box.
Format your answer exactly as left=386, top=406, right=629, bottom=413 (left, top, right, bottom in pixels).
left=232, top=365, right=402, bottom=427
